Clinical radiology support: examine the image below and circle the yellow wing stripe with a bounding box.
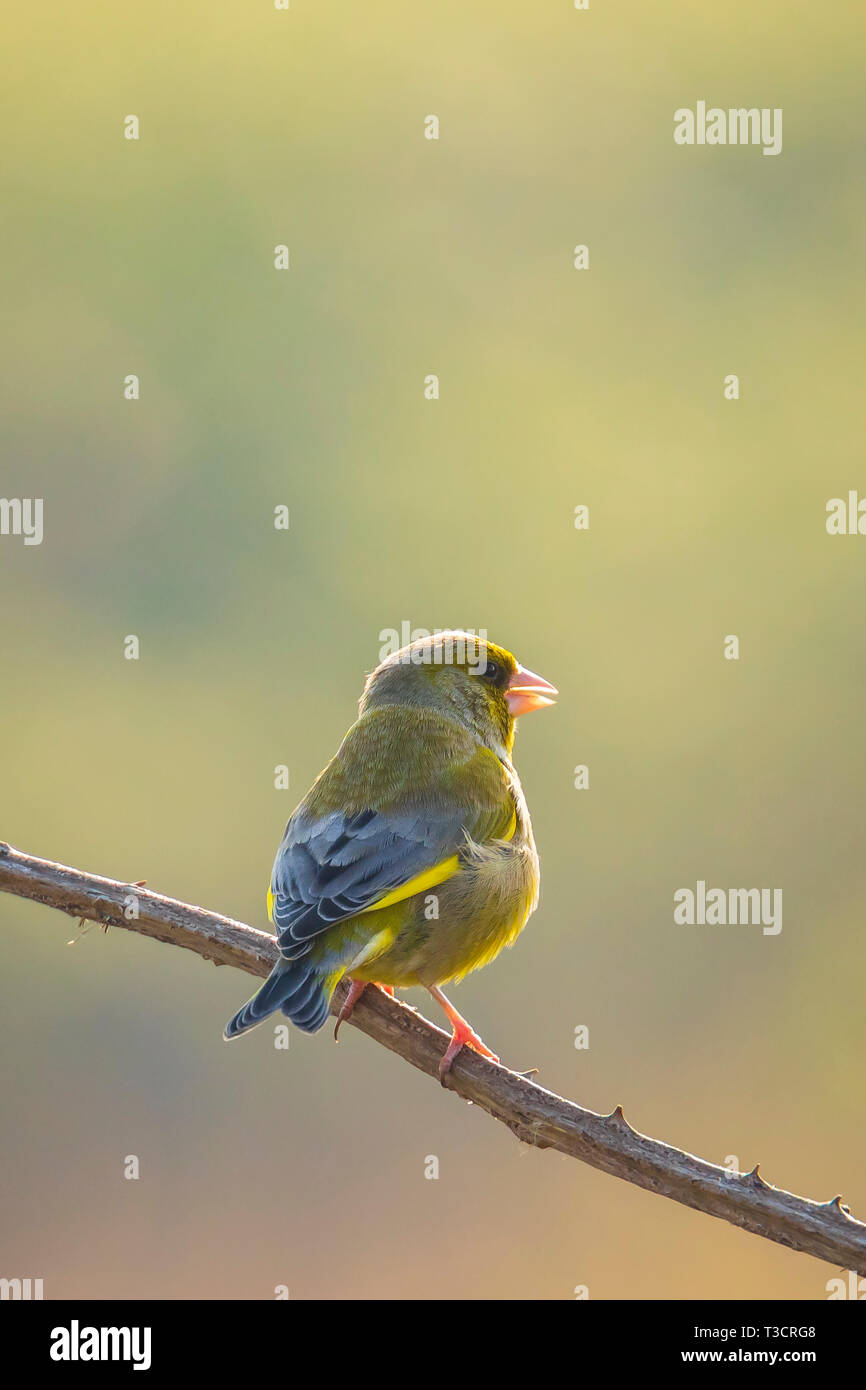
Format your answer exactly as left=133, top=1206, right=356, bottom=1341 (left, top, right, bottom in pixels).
left=266, top=803, right=517, bottom=923
left=359, top=854, right=460, bottom=914
left=360, top=803, right=517, bottom=915
left=266, top=861, right=458, bottom=923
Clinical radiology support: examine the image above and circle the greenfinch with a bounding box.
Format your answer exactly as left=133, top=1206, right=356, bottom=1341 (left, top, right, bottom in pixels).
left=224, top=631, right=556, bottom=1076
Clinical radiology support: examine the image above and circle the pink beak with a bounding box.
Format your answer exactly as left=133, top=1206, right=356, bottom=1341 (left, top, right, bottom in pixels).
left=505, top=663, right=558, bottom=717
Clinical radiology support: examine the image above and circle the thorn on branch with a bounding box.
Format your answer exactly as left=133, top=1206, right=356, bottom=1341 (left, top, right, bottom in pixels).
left=606, top=1103, right=632, bottom=1132
left=825, top=1194, right=851, bottom=1216
left=742, top=1163, right=767, bottom=1189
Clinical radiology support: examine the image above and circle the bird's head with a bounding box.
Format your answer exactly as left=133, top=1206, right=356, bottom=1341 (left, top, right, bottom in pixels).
left=360, top=630, right=557, bottom=758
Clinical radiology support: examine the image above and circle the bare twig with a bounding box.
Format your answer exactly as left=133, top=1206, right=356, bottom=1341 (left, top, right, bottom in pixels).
left=1, top=841, right=863, bottom=1274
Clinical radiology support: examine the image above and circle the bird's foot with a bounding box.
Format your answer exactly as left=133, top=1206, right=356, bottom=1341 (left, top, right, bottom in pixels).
left=334, top=981, right=395, bottom=1040
left=334, top=980, right=367, bottom=1040
left=438, top=1021, right=499, bottom=1083
left=426, top=983, right=500, bottom=1083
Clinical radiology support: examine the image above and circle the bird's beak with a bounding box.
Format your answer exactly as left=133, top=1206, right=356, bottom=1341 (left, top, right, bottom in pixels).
left=505, top=664, right=558, bottom=716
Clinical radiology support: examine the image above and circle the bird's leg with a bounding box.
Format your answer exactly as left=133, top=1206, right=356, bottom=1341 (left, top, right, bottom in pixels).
left=334, top=981, right=395, bottom=1040
left=428, top=984, right=499, bottom=1081
left=334, top=980, right=367, bottom=1040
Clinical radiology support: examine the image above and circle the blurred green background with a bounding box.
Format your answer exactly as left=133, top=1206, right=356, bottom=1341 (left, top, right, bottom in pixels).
left=1, top=1, right=864, bottom=1299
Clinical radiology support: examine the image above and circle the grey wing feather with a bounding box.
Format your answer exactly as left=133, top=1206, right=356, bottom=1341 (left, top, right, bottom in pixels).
left=270, top=806, right=465, bottom=959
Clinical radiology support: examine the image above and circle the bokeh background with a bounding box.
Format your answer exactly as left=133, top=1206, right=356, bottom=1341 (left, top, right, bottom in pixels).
left=1, top=1, right=864, bottom=1300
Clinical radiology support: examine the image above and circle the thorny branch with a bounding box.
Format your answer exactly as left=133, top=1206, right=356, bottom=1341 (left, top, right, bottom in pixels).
left=1, top=841, right=863, bottom=1276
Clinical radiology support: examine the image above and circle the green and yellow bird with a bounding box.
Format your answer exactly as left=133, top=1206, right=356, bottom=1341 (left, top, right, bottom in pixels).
left=224, top=631, right=556, bottom=1076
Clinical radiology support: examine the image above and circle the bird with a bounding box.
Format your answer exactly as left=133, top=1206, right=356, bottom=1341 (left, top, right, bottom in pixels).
left=224, top=630, right=557, bottom=1078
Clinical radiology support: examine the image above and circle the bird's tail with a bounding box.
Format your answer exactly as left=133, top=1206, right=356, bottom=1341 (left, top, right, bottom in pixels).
left=223, top=957, right=335, bottom=1040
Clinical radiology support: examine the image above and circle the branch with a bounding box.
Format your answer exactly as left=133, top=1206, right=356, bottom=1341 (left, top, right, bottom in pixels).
left=1, top=841, right=863, bottom=1276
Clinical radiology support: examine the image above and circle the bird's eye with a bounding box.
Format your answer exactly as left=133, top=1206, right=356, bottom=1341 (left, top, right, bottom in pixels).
left=482, top=660, right=501, bottom=683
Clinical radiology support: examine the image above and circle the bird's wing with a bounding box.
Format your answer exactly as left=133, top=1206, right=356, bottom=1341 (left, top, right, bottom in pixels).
left=268, top=710, right=515, bottom=958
